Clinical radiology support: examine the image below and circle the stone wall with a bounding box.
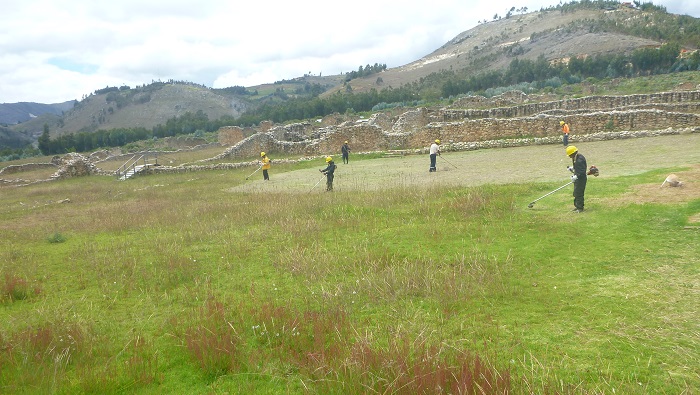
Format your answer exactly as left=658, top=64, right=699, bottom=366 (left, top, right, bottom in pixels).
left=50, top=153, right=105, bottom=179
left=427, top=127, right=693, bottom=153
left=0, top=153, right=106, bottom=182
left=0, top=163, right=56, bottom=175
left=319, top=113, right=350, bottom=127
left=443, top=90, right=700, bottom=121
left=259, top=121, right=273, bottom=132
left=392, top=108, right=430, bottom=134
left=208, top=90, right=700, bottom=161
left=207, top=122, right=392, bottom=162
left=160, top=136, right=208, bottom=149
left=426, top=110, right=700, bottom=145
left=217, top=126, right=247, bottom=146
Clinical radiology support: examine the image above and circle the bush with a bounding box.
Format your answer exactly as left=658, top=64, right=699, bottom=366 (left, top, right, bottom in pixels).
left=47, top=232, right=67, bottom=244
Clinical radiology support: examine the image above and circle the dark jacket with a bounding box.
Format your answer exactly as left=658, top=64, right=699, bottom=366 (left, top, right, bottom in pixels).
left=322, top=161, right=336, bottom=175
left=572, top=153, right=587, bottom=179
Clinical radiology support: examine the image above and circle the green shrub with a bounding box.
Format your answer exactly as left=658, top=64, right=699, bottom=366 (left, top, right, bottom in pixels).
left=47, top=232, right=67, bottom=243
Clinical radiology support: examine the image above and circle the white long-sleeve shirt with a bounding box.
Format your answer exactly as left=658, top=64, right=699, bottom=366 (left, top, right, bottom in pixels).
left=429, top=143, right=440, bottom=155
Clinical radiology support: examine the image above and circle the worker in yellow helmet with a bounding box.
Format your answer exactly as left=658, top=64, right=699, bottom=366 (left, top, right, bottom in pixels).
left=260, top=152, right=271, bottom=180
left=341, top=140, right=351, bottom=164
left=566, top=145, right=586, bottom=212
left=429, top=139, right=441, bottom=172
left=560, top=120, right=570, bottom=147
left=319, top=156, right=337, bottom=191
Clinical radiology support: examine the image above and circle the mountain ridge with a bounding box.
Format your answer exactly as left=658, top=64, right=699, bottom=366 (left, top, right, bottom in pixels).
left=0, top=101, right=75, bottom=126
left=333, top=6, right=662, bottom=95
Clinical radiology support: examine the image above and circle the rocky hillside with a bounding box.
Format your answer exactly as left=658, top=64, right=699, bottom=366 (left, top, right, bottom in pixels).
left=336, top=6, right=665, bottom=94
left=6, top=82, right=252, bottom=145
left=64, top=83, right=247, bottom=136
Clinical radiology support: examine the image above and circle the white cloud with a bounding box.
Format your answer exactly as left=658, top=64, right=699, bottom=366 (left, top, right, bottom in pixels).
left=661, top=0, right=700, bottom=16
left=0, top=0, right=698, bottom=103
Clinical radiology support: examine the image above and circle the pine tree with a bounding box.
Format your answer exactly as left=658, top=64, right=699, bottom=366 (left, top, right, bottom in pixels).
left=38, top=124, right=51, bottom=155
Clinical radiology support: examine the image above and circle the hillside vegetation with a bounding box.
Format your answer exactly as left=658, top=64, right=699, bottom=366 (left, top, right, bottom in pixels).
left=0, top=125, right=33, bottom=150
left=0, top=101, right=74, bottom=125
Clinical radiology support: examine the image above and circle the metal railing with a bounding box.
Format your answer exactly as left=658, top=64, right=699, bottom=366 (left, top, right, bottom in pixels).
left=115, top=153, right=158, bottom=180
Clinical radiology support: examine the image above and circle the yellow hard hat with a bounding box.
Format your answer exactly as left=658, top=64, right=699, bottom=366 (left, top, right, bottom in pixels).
left=435, top=139, right=440, bottom=144
left=566, top=146, right=578, bottom=156
left=560, top=121, right=565, bottom=125
left=344, top=140, right=348, bottom=144
left=325, top=156, right=332, bottom=162
left=260, top=152, right=266, bottom=157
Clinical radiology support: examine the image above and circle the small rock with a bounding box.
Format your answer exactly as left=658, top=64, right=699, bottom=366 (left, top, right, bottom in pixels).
left=661, top=174, right=683, bottom=188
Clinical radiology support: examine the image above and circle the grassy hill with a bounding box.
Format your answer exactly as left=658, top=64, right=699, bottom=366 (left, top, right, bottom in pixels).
left=57, top=83, right=248, bottom=136
left=323, top=4, right=700, bottom=96
left=329, top=7, right=653, bottom=95
left=0, top=125, right=33, bottom=149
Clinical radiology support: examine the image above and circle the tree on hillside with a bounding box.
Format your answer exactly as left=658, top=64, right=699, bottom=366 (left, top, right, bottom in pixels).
left=631, top=42, right=681, bottom=74
left=38, top=124, right=50, bottom=155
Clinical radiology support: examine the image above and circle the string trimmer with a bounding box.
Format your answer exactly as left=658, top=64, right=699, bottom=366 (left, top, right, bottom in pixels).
left=527, top=165, right=599, bottom=208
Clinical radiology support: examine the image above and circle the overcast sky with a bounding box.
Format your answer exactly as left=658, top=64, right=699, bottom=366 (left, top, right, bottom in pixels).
left=1, top=0, right=698, bottom=104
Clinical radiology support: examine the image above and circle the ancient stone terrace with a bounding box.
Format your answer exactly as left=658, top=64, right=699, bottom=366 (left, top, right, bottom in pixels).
left=212, top=89, right=700, bottom=161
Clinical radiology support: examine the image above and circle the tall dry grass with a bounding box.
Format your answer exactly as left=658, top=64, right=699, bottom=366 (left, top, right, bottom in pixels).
left=0, top=165, right=698, bottom=393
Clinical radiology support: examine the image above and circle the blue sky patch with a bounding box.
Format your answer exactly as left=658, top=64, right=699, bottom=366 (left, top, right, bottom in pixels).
left=48, top=57, right=98, bottom=74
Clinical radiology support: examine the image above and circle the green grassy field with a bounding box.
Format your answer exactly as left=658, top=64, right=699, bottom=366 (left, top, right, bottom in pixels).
left=1, top=141, right=698, bottom=394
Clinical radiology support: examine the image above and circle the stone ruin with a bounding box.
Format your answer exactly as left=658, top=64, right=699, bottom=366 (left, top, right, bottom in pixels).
left=209, top=89, right=700, bottom=162
left=50, top=153, right=105, bottom=179
left=0, top=153, right=107, bottom=186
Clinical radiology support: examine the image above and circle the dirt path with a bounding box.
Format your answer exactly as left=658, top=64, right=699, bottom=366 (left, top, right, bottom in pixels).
left=227, top=133, right=700, bottom=195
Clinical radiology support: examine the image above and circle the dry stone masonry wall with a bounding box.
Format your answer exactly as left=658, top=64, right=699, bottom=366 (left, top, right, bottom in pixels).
left=50, top=153, right=106, bottom=179
left=0, top=163, right=56, bottom=176
left=210, top=90, right=700, bottom=161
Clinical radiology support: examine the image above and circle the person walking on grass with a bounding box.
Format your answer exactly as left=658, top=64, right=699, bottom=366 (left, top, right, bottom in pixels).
left=341, top=141, right=351, bottom=164
left=429, top=139, right=440, bottom=172
left=567, top=145, right=587, bottom=212
left=260, top=152, right=271, bottom=180
left=560, top=120, right=570, bottom=147
left=320, top=156, right=336, bottom=191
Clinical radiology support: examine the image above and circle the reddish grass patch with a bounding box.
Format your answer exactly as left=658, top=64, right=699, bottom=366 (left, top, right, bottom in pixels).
left=171, top=297, right=513, bottom=393
left=1, top=273, right=42, bottom=302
